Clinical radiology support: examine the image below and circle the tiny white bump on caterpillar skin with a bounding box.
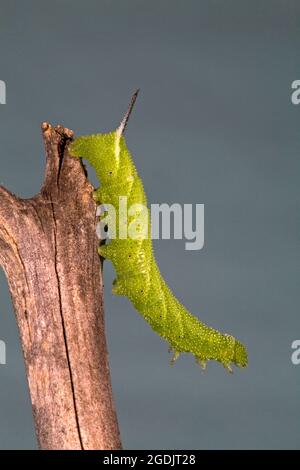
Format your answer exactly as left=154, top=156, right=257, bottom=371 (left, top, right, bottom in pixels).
left=96, top=205, right=102, bottom=216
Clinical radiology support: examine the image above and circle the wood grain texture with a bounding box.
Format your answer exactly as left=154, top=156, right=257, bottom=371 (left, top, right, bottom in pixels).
left=0, top=123, right=121, bottom=450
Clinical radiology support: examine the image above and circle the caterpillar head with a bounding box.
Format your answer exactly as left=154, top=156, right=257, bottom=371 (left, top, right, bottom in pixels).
left=69, top=90, right=139, bottom=184
left=69, top=132, right=123, bottom=182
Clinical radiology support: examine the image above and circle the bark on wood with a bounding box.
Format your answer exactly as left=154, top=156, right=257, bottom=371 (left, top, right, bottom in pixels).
left=0, top=123, right=121, bottom=450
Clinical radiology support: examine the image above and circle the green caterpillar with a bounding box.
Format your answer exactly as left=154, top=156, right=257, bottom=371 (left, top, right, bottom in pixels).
left=69, top=92, right=248, bottom=372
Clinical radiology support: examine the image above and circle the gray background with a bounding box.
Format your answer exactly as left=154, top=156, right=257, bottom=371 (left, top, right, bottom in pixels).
left=0, top=0, right=299, bottom=450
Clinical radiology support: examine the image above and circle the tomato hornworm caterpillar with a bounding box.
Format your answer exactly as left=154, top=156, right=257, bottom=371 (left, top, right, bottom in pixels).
left=69, top=92, right=248, bottom=372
